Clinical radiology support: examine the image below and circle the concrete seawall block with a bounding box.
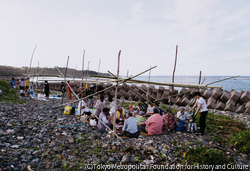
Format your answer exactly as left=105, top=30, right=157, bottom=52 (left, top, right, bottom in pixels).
left=225, top=103, right=236, bottom=112
left=220, top=91, right=231, bottom=103
left=215, top=102, right=225, bottom=110
left=230, top=90, right=241, bottom=102
left=235, top=105, right=245, bottom=113
left=240, top=92, right=250, bottom=103
left=203, top=89, right=213, bottom=99
left=207, top=100, right=216, bottom=109
left=212, top=88, right=222, bottom=99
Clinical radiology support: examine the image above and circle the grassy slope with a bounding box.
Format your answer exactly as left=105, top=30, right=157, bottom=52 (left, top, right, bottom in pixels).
left=0, top=79, right=26, bottom=103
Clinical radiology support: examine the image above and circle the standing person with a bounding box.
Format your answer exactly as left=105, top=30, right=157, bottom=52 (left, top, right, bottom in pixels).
left=44, top=80, right=49, bottom=100
left=190, top=92, right=208, bottom=136
left=87, top=86, right=94, bottom=108
left=97, top=85, right=105, bottom=102
left=19, top=77, right=25, bottom=90
left=66, top=81, right=72, bottom=100
left=60, top=82, right=66, bottom=97
left=94, top=95, right=105, bottom=118
left=79, top=83, right=85, bottom=99
left=10, top=77, right=16, bottom=89
left=25, top=78, right=30, bottom=96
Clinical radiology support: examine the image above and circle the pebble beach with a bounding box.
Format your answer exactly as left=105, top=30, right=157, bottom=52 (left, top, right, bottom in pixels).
left=0, top=98, right=250, bottom=170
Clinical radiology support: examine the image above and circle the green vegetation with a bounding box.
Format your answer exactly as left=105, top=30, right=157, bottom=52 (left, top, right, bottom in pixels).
left=0, top=65, right=109, bottom=77
left=0, top=79, right=26, bottom=104
left=119, top=101, right=249, bottom=158
left=230, top=130, right=250, bottom=155
left=183, top=146, right=234, bottom=165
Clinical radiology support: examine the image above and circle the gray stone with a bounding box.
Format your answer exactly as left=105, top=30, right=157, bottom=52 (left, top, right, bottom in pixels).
left=121, top=155, right=130, bottom=164
left=10, top=145, right=20, bottom=149
left=108, top=157, right=115, bottom=162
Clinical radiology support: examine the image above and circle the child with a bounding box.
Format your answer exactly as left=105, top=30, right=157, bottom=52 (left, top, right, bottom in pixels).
left=29, top=85, right=34, bottom=97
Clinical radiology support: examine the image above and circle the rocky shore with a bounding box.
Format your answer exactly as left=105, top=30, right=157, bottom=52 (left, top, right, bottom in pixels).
left=0, top=99, right=250, bottom=170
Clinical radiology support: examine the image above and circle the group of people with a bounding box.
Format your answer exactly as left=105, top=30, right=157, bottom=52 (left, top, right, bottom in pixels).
left=10, top=77, right=34, bottom=97
left=79, top=91, right=208, bottom=138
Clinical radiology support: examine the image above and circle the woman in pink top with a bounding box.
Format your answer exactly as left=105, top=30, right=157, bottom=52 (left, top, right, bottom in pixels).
left=140, top=108, right=164, bottom=135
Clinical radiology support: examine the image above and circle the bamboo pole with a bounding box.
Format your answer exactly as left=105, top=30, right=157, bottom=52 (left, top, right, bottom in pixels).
left=206, top=75, right=240, bottom=86
left=82, top=50, right=85, bottom=81
left=82, top=50, right=86, bottom=97
left=89, top=75, right=222, bottom=89
left=113, top=50, right=121, bottom=138
left=64, top=56, right=70, bottom=77
left=61, top=56, right=70, bottom=104
left=169, top=45, right=178, bottom=107
left=29, top=45, right=37, bottom=77
left=53, top=66, right=156, bottom=108
left=53, top=83, right=118, bottom=108
left=202, top=78, right=206, bottom=85
left=198, top=71, right=202, bottom=84
left=86, top=61, right=90, bottom=89
left=146, top=66, right=151, bottom=100
left=108, top=70, right=187, bottom=124
left=36, top=61, right=39, bottom=100
left=56, top=67, right=124, bottom=143
left=57, top=67, right=79, bottom=99
left=96, top=59, right=101, bottom=93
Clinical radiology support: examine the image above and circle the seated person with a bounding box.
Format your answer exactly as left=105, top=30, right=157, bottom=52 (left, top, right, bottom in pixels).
left=94, top=95, right=105, bottom=118
left=122, top=112, right=141, bottom=138
left=108, top=96, right=115, bottom=114
left=135, top=99, right=148, bottom=115
left=78, top=99, right=91, bottom=116
left=162, top=113, right=176, bottom=131
left=97, top=107, right=111, bottom=131
left=176, top=107, right=189, bottom=125
left=29, top=85, right=34, bottom=97
left=20, top=90, right=25, bottom=97
left=116, top=105, right=125, bottom=119
left=140, top=108, right=164, bottom=135
left=147, top=103, right=155, bottom=115
left=155, top=102, right=166, bottom=116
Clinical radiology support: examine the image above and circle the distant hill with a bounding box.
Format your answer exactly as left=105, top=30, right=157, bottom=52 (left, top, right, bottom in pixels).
left=0, top=65, right=110, bottom=77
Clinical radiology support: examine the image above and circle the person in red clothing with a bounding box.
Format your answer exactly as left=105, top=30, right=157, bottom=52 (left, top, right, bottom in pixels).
left=140, top=108, right=164, bottom=135
left=66, top=81, right=72, bottom=100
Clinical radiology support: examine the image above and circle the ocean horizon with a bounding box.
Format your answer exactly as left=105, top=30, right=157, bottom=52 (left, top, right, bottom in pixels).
left=33, top=75, right=250, bottom=92
left=126, top=76, right=250, bottom=92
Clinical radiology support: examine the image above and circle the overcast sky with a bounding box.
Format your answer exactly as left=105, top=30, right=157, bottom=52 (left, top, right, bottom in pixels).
left=0, top=0, right=250, bottom=76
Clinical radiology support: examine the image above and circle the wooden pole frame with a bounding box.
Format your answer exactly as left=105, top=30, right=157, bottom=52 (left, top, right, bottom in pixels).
left=29, top=45, right=37, bottom=77
left=169, top=45, right=178, bottom=107
left=113, top=50, right=121, bottom=137
left=108, top=70, right=187, bottom=124
left=53, top=67, right=157, bottom=108
left=146, top=66, right=151, bottom=100
left=56, top=67, right=124, bottom=142
left=89, top=75, right=222, bottom=89
left=61, top=56, right=70, bottom=104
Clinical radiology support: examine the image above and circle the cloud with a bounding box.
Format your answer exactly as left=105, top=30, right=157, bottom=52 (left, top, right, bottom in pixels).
left=0, top=0, right=250, bottom=76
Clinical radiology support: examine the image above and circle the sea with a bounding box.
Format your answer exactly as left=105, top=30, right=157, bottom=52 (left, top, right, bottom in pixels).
left=134, top=76, right=250, bottom=92
left=33, top=76, right=250, bottom=92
